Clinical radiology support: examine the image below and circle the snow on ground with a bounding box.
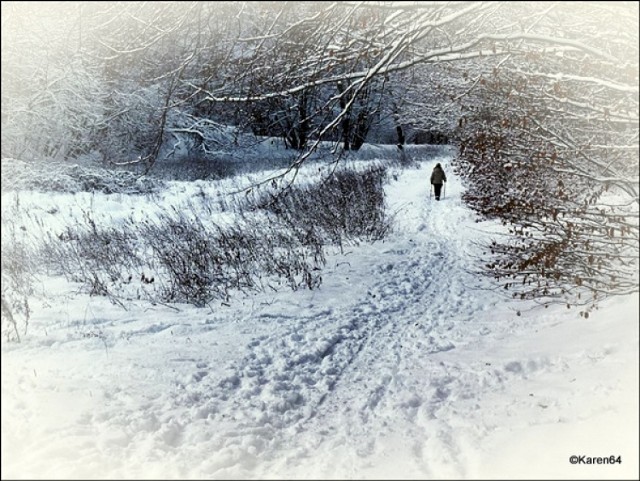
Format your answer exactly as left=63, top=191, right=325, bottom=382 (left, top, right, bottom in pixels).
left=2, top=152, right=638, bottom=480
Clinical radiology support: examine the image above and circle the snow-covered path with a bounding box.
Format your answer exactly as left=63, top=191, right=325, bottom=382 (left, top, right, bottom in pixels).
left=148, top=157, right=504, bottom=478
left=267, top=159, right=497, bottom=476
left=2, top=155, right=638, bottom=480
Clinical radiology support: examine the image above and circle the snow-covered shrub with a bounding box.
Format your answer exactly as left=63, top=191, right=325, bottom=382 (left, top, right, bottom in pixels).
left=1, top=197, right=37, bottom=342
left=231, top=212, right=325, bottom=292
left=40, top=211, right=143, bottom=305
left=137, top=212, right=226, bottom=306
left=38, top=201, right=325, bottom=308
left=138, top=209, right=324, bottom=306
left=29, top=164, right=390, bottom=310
left=152, top=154, right=239, bottom=181
left=1, top=158, right=164, bottom=194
left=248, top=166, right=392, bottom=250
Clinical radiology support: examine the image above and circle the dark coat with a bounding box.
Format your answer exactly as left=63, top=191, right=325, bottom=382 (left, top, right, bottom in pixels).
left=430, top=165, right=447, bottom=185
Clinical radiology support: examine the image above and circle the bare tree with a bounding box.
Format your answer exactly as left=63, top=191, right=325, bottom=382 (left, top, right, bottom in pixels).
left=2, top=1, right=638, bottom=312
left=454, top=2, right=639, bottom=311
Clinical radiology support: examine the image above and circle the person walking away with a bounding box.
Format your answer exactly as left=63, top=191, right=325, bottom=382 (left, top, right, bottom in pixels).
left=430, top=162, right=447, bottom=200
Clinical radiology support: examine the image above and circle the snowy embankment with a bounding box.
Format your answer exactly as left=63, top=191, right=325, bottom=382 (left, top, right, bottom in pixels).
left=2, top=151, right=638, bottom=480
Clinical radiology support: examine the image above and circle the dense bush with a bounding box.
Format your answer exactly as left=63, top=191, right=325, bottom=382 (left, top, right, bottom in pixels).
left=33, top=165, right=390, bottom=312
left=40, top=212, right=143, bottom=305
left=1, top=198, right=37, bottom=341
left=1, top=158, right=163, bottom=194
left=1, top=162, right=395, bottom=339
left=41, top=204, right=325, bottom=308
left=248, top=166, right=392, bottom=251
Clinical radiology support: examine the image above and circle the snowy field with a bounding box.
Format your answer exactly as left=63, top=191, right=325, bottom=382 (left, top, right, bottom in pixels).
left=2, top=151, right=638, bottom=479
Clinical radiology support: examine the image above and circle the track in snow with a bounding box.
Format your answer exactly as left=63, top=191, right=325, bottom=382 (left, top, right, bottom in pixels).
left=4, top=152, right=636, bottom=480
left=165, top=155, right=511, bottom=478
